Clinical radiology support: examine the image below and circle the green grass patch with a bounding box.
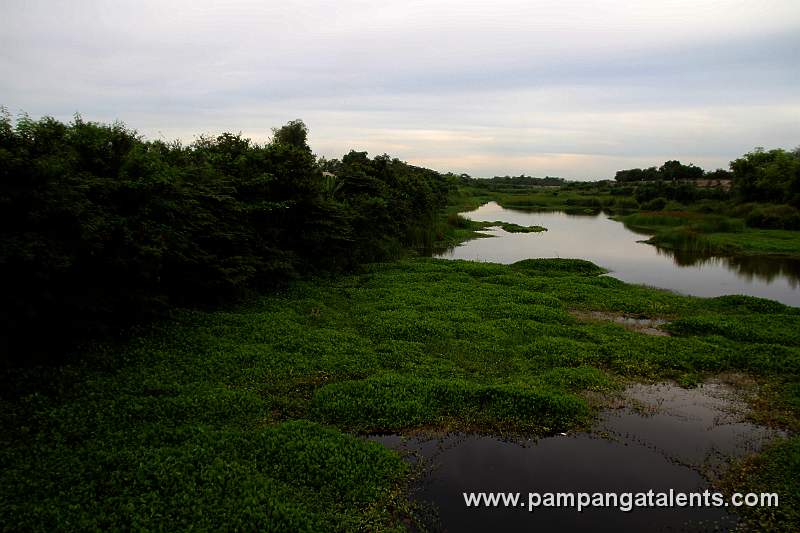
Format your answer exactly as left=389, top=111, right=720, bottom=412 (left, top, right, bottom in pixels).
left=496, top=222, right=547, bottom=233
left=311, top=374, right=588, bottom=432
left=619, top=211, right=800, bottom=258
left=2, top=257, right=800, bottom=529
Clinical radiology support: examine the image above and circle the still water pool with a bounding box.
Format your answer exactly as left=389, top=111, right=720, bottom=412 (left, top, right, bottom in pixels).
left=372, top=381, right=783, bottom=532
left=435, top=202, right=800, bottom=306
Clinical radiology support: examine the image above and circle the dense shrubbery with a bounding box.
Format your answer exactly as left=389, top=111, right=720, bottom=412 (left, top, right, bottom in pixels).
left=633, top=180, right=728, bottom=205
left=640, top=197, right=667, bottom=211
left=563, top=196, right=603, bottom=208
left=612, top=197, right=639, bottom=209
left=734, top=203, right=800, bottom=230
left=0, top=112, right=453, bottom=363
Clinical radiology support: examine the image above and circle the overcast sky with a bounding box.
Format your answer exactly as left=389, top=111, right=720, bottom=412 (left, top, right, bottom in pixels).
left=1, top=0, right=798, bottom=179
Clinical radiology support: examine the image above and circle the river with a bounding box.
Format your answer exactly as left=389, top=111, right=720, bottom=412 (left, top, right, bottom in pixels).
left=435, top=202, right=800, bottom=306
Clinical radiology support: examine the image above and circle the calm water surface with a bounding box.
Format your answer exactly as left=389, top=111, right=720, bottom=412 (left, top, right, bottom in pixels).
left=372, top=381, right=783, bottom=532
left=435, top=202, right=800, bottom=306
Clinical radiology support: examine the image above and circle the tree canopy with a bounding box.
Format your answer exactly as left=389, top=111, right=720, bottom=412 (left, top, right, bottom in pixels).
left=0, top=113, right=454, bottom=363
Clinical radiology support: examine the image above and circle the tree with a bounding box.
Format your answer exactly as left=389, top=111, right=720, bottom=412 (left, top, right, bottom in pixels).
left=271, top=119, right=310, bottom=151
left=731, top=148, right=800, bottom=205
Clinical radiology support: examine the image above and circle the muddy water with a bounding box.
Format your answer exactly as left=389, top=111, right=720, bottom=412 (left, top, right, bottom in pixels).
left=434, top=202, right=800, bottom=306
left=371, top=381, right=783, bottom=532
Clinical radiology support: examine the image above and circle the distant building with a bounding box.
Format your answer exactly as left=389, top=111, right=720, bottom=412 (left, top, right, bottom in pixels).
left=686, top=179, right=732, bottom=191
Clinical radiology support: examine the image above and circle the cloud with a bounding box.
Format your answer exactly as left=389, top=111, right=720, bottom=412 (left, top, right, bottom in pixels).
left=1, top=0, right=799, bottom=178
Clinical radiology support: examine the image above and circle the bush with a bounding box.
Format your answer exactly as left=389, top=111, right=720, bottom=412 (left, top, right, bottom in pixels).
left=564, top=197, right=602, bottom=208
left=613, top=197, right=639, bottom=209
left=0, top=114, right=453, bottom=364
left=692, top=199, right=727, bottom=214
left=641, top=197, right=668, bottom=210
left=745, top=204, right=800, bottom=230
left=447, top=213, right=472, bottom=228
left=664, top=200, right=686, bottom=211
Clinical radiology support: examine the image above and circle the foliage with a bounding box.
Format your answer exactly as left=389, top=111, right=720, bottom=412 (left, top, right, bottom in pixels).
left=496, top=222, right=547, bottom=233
left=618, top=211, right=800, bottom=258
left=721, top=436, right=800, bottom=531
left=641, top=197, right=667, bottom=211
left=0, top=113, right=453, bottom=364
left=741, top=204, right=800, bottom=230
left=469, top=174, right=565, bottom=192
left=2, top=257, right=799, bottom=529
left=731, top=148, right=800, bottom=206
left=614, top=160, right=704, bottom=183
left=633, top=180, right=727, bottom=204
left=457, top=185, right=617, bottom=212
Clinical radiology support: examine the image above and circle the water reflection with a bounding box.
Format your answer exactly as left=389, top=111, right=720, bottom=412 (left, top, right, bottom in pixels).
left=434, top=202, right=800, bottom=306
left=658, top=249, right=800, bottom=288
left=372, top=381, right=782, bottom=532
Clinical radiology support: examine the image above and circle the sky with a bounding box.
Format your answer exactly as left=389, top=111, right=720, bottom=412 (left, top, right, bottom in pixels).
left=1, top=0, right=798, bottom=179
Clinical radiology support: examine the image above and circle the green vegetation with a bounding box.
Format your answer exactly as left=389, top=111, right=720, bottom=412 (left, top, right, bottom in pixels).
left=465, top=174, right=565, bottom=194
left=496, top=222, right=547, bottom=233
left=730, top=148, right=800, bottom=207
left=0, top=112, right=455, bottom=364
left=722, top=437, right=800, bottom=530
left=433, top=211, right=546, bottom=248
left=449, top=146, right=800, bottom=259
left=2, top=111, right=798, bottom=530
left=2, top=258, right=798, bottom=530
left=433, top=213, right=495, bottom=250
left=614, top=159, right=708, bottom=183
left=619, top=211, right=800, bottom=258
left=456, top=183, right=619, bottom=213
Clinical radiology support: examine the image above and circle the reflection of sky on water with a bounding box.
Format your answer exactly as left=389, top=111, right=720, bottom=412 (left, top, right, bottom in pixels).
left=373, top=381, right=781, bottom=531
left=435, top=202, right=800, bottom=306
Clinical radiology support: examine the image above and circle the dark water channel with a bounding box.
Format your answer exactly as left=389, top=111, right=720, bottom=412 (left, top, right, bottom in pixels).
left=372, top=381, right=783, bottom=532
left=435, top=202, right=800, bottom=306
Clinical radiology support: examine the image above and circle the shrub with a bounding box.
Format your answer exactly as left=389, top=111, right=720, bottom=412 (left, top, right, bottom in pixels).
left=641, top=197, right=667, bottom=211
left=745, top=204, right=800, bottom=230
left=613, top=197, right=639, bottom=209
left=447, top=213, right=472, bottom=228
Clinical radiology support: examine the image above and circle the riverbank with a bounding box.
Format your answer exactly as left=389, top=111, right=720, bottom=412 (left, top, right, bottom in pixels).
left=454, top=184, right=619, bottom=213
left=2, top=258, right=798, bottom=530
left=454, top=185, right=800, bottom=259
left=619, top=211, right=800, bottom=259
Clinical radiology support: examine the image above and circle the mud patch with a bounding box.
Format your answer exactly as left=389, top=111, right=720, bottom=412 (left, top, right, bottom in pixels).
left=571, top=309, right=670, bottom=336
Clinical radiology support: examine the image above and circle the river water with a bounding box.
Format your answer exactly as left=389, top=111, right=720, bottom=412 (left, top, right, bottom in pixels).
left=435, top=202, right=800, bottom=306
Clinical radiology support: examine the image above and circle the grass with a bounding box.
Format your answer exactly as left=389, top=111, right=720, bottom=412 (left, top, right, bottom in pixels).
left=619, top=211, right=800, bottom=258
left=435, top=211, right=546, bottom=252
left=496, top=222, right=547, bottom=233
left=721, top=437, right=800, bottom=529
left=458, top=185, right=618, bottom=213
left=458, top=183, right=800, bottom=258
left=2, top=258, right=799, bottom=530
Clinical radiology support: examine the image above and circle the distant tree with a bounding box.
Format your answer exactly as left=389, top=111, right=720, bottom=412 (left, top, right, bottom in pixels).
left=271, top=119, right=309, bottom=151
left=659, top=160, right=704, bottom=181
left=705, top=168, right=733, bottom=181
left=731, top=148, right=800, bottom=205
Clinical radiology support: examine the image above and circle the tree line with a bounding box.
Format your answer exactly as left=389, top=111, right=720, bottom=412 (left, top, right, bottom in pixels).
left=0, top=112, right=454, bottom=364
left=614, top=160, right=718, bottom=183
left=478, top=174, right=566, bottom=189
left=614, top=149, right=800, bottom=206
